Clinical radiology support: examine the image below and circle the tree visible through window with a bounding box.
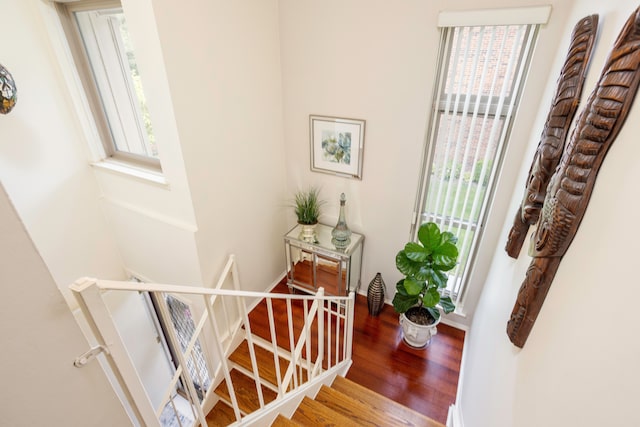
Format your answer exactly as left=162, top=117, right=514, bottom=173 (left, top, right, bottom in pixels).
left=414, top=22, right=540, bottom=308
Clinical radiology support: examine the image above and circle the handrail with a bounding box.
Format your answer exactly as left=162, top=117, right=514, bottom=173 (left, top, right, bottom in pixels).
left=71, top=255, right=355, bottom=427
left=94, top=279, right=350, bottom=301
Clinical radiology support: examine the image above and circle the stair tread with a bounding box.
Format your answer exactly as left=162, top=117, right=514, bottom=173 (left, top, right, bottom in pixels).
left=229, top=339, right=309, bottom=389
left=230, top=340, right=289, bottom=387
left=271, top=414, right=303, bottom=426
left=331, top=376, right=445, bottom=427
left=291, top=396, right=361, bottom=427
left=316, top=386, right=382, bottom=425
left=205, top=400, right=238, bottom=427
left=314, top=384, right=433, bottom=427
left=214, top=369, right=277, bottom=414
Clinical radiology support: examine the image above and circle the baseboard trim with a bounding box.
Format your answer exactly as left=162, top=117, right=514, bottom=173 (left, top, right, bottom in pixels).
left=441, top=317, right=470, bottom=331
left=446, top=404, right=464, bottom=427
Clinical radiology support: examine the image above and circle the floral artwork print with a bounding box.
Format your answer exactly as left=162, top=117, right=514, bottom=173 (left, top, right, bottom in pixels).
left=321, top=130, right=351, bottom=164
left=310, top=115, right=364, bottom=179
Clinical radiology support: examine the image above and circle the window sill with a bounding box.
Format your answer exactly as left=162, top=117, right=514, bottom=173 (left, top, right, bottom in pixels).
left=90, top=160, right=169, bottom=188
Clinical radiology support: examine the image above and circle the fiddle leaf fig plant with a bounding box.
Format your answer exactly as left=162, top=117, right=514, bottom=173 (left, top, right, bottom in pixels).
left=392, top=222, right=459, bottom=322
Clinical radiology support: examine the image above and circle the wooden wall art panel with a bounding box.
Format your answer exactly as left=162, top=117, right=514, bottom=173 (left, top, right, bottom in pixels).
left=507, top=7, right=640, bottom=348
left=505, top=15, right=598, bottom=259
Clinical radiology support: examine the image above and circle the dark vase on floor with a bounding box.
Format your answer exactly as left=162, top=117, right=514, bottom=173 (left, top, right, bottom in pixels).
left=367, top=273, right=386, bottom=316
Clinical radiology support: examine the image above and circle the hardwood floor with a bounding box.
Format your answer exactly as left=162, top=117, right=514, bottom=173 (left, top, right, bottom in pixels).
left=347, top=290, right=464, bottom=424
left=251, top=280, right=465, bottom=424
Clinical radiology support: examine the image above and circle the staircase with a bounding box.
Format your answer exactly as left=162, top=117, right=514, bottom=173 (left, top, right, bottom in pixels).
left=206, top=337, right=444, bottom=427
left=72, top=254, right=445, bottom=426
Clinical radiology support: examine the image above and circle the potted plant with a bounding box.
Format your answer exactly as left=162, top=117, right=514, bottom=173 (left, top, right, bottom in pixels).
left=392, top=222, right=459, bottom=348
left=292, top=187, right=325, bottom=242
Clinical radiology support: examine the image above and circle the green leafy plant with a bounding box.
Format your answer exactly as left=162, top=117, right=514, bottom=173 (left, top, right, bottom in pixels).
left=392, top=222, right=459, bottom=323
left=292, top=187, right=325, bottom=225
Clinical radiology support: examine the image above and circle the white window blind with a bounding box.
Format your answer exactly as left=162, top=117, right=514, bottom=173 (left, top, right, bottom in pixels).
left=415, top=10, right=545, bottom=307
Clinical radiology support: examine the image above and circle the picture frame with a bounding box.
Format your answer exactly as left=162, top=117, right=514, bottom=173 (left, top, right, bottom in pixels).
left=310, top=115, right=365, bottom=179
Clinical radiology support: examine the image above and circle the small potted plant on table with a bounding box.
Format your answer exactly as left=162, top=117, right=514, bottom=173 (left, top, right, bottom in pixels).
left=392, top=222, right=459, bottom=348
left=292, top=187, right=325, bottom=243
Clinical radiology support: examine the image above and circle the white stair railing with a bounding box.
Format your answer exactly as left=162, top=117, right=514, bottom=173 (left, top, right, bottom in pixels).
left=71, top=255, right=355, bottom=427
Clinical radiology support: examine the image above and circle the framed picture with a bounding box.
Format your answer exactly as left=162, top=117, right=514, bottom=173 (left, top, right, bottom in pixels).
left=310, top=115, right=365, bottom=179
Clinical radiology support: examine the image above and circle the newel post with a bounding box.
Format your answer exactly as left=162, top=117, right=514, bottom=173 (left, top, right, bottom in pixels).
left=71, top=278, right=160, bottom=427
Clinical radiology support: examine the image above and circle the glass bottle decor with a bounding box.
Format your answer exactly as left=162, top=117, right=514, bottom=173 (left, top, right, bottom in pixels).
left=331, top=193, right=351, bottom=249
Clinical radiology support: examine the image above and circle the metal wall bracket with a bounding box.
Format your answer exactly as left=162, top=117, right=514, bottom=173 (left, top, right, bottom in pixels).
left=74, top=345, right=109, bottom=367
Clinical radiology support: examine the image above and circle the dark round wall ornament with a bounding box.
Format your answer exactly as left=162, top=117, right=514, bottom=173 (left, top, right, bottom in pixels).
left=0, top=63, right=17, bottom=114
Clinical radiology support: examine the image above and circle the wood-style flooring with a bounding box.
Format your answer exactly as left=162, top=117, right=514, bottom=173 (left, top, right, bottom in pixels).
left=252, top=280, right=465, bottom=424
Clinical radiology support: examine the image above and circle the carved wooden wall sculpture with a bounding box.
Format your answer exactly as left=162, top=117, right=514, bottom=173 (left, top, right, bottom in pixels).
left=507, top=7, right=640, bottom=348
left=505, top=15, right=598, bottom=258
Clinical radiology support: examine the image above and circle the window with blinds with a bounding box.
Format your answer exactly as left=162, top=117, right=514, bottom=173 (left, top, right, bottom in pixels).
left=414, top=11, right=545, bottom=308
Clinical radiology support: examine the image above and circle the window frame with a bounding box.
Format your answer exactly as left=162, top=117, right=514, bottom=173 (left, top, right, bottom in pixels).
left=412, top=7, right=550, bottom=315
left=56, top=0, right=161, bottom=171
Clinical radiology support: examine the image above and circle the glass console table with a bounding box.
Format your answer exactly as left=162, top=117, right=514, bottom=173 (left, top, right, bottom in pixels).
left=284, top=223, right=364, bottom=296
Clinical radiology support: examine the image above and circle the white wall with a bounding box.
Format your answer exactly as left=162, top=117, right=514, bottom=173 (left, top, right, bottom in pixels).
left=0, top=0, right=126, bottom=302
left=2, top=1, right=201, bottom=415
left=280, top=0, right=437, bottom=289
left=94, top=0, right=204, bottom=287
left=278, top=0, right=569, bottom=324
left=150, top=0, right=288, bottom=291
left=0, top=184, right=131, bottom=426
left=459, top=1, right=640, bottom=426
left=1, top=6, right=201, bottom=378
left=3, top=1, right=287, bottom=415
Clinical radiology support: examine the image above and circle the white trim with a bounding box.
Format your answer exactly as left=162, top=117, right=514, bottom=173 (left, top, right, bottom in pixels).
left=440, top=316, right=470, bottom=332
left=447, top=328, right=471, bottom=427
left=438, top=5, right=551, bottom=27
left=36, top=1, right=106, bottom=163
left=446, top=404, right=465, bottom=427
left=92, top=160, right=168, bottom=187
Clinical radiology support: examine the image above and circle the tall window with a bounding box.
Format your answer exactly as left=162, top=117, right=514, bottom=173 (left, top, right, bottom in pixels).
left=57, top=1, right=159, bottom=170
left=414, top=8, right=549, bottom=309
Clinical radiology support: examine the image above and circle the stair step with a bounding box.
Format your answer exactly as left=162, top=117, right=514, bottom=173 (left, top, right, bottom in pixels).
left=291, top=396, right=361, bottom=426
left=229, top=339, right=308, bottom=389
left=314, top=385, right=422, bottom=427
left=214, top=369, right=277, bottom=414
left=331, top=376, right=445, bottom=427
left=271, top=414, right=303, bottom=426
left=205, top=400, right=238, bottom=427
left=229, top=340, right=289, bottom=387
